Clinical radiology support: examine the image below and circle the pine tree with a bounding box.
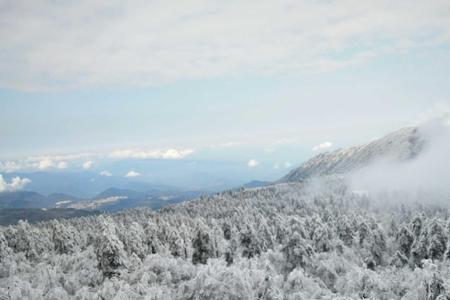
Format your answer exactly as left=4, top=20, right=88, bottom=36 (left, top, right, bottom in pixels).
left=51, top=220, right=78, bottom=254
left=337, top=215, right=353, bottom=247
left=95, top=217, right=127, bottom=277
left=282, top=232, right=313, bottom=271
left=240, top=225, right=261, bottom=259
left=192, top=227, right=214, bottom=264
left=397, top=226, right=414, bottom=257
left=428, top=220, right=447, bottom=260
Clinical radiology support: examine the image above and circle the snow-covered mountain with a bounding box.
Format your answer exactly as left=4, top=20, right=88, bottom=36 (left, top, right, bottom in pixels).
left=2, top=125, right=450, bottom=299
left=280, top=126, right=425, bottom=182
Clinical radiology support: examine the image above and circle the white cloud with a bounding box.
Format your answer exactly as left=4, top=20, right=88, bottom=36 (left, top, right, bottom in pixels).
left=57, top=161, right=68, bottom=169
left=273, top=163, right=280, bottom=169
left=9, top=177, right=32, bottom=190
left=125, top=171, right=141, bottom=177
left=100, top=170, right=112, bottom=177
left=0, top=161, right=24, bottom=173
left=312, top=142, right=333, bottom=151
left=0, top=175, right=31, bottom=192
left=247, top=159, right=259, bottom=168
left=30, top=153, right=93, bottom=163
left=284, top=161, right=292, bottom=168
left=2, top=1, right=450, bottom=90
left=0, top=148, right=193, bottom=172
left=349, top=118, right=450, bottom=198
left=82, top=160, right=94, bottom=169
left=0, top=176, right=6, bottom=192
left=2, top=152, right=95, bottom=171
left=110, top=148, right=194, bottom=160
left=36, top=158, right=70, bottom=170
left=38, top=158, right=54, bottom=169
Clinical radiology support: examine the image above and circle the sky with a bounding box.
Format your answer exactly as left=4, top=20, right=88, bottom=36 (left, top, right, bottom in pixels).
left=1, top=0, right=450, bottom=187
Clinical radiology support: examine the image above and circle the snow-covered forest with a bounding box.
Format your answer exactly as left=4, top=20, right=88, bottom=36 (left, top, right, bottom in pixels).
left=2, top=0, right=450, bottom=299
left=1, top=179, right=450, bottom=300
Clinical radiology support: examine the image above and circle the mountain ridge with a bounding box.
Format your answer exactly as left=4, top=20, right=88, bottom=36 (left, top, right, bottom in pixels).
left=280, top=126, right=425, bottom=183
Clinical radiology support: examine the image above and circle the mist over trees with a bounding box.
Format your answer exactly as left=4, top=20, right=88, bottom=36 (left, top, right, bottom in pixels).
left=1, top=179, right=450, bottom=299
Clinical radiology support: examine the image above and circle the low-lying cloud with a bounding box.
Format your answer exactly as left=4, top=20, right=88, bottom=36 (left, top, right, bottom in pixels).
left=0, top=175, right=31, bottom=192
left=82, top=160, right=94, bottom=169
left=57, top=161, right=68, bottom=169
left=247, top=159, right=259, bottom=168
left=100, top=171, right=112, bottom=177
left=110, top=148, right=194, bottom=160
left=348, top=116, right=450, bottom=202
left=0, top=148, right=194, bottom=173
left=125, top=171, right=141, bottom=178
left=0, top=152, right=94, bottom=172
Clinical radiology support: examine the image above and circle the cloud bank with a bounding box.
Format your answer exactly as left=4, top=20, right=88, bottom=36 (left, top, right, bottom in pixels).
left=0, top=152, right=94, bottom=172
left=2, top=1, right=450, bottom=90
left=110, top=148, right=194, bottom=160
left=349, top=116, right=450, bottom=201
left=0, top=148, right=194, bottom=172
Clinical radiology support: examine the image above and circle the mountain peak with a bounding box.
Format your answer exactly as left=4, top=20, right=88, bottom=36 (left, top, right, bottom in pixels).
left=280, top=126, right=424, bottom=182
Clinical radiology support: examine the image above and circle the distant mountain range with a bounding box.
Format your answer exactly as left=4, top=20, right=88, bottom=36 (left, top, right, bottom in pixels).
left=0, top=187, right=206, bottom=212
left=241, top=180, right=271, bottom=189
left=280, top=127, right=424, bottom=182
left=60, top=187, right=205, bottom=212
left=4, top=171, right=199, bottom=199
left=4, top=158, right=282, bottom=198
left=0, top=191, right=51, bottom=209
left=0, top=125, right=434, bottom=226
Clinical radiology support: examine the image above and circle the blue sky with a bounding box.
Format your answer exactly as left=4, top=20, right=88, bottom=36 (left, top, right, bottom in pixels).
left=1, top=1, right=450, bottom=188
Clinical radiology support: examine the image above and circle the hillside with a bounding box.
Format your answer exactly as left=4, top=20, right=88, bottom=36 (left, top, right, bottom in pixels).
left=281, top=127, right=424, bottom=182
left=1, top=126, right=449, bottom=299
left=0, top=187, right=205, bottom=212
left=1, top=180, right=449, bottom=299
left=0, top=208, right=100, bottom=226
left=0, top=191, right=50, bottom=209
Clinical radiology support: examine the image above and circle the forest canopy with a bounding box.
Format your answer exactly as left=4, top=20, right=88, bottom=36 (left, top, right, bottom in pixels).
left=1, top=179, right=450, bottom=299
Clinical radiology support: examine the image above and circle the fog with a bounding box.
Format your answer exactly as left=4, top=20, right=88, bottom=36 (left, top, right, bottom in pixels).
left=348, top=117, right=450, bottom=203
